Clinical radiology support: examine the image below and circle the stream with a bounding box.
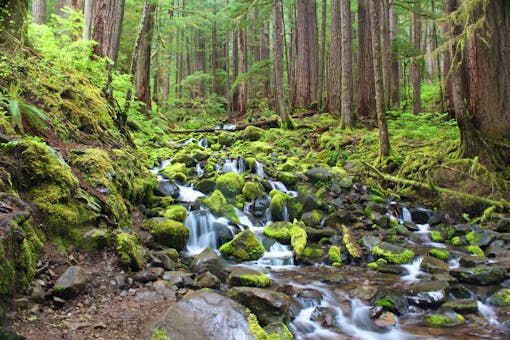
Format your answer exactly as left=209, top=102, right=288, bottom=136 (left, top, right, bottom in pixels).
left=151, top=141, right=509, bottom=340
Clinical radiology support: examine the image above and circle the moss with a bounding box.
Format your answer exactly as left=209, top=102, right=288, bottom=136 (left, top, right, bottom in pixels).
left=248, top=313, right=268, bottom=340
left=162, top=205, right=188, bottom=223
left=144, top=218, right=190, bottom=250
left=249, top=141, right=273, bottom=154
left=263, top=222, right=291, bottom=244
left=219, top=230, right=265, bottom=261
left=115, top=232, right=145, bottom=271
left=244, top=126, right=265, bottom=141
left=0, top=244, right=15, bottom=295
left=328, top=246, right=341, bottom=265
left=151, top=327, right=169, bottom=340
left=270, top=191, right=289, bottom=221
left=490, top=288, right=510, bottom=306
left=240, top=273, right=272, bottom=288
left=367, top=262, right=379, bottom=270
left=276, top=172, right=298, bottom=187
left=374, top=296, right=396, bottom=309
left=430, top=230, right=444, bottom=242
left=243, top=181, right=265, bottom=201
left=289, top=220, right=307, bottom=255
left=429, top=249, right=450, bottom=261
left=216, top=172, right=245, bottom=198
left=451, top=236, right=463, bottom=246
left=342, top=225, right=362, bottom=259
left=203, top=190, right=240, bottom=223
left=426, top=313, right=465, bottom=327
left=466, top=245, right=485, bottom=256
left=218, top=132, right=235, bottom=146
left=303, top=247, right=324, bottom=257
left=372, top=245, right=415, bottom=265
left=265, top=323, right=293, bottom=340
left=172, top=154, right=195, bottom=167
left=244, top=157, right=257, bottom=172
left=465, top=230, right=483, bottom=245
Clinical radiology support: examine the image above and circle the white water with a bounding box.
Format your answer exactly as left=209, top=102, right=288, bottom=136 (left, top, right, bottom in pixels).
left=198, top=138, right=209, bottom=148
left=177, top=184, right=205, bottom=202
left=221, top=158, right=246, bottom=174
left=195, top=164, right=204, bottom=176
left=269, top=180, right=298, bottom=197
left=185, top=209, right=233, bottom=254
left=401, top=257, right=425, bottom=282
left=150, top=159, right=171, bottom=175
left=258, top=242, right=294, bottom=267
left=401, top=207, right=413, bottom=222
left=478, top=301, right=501, bottom=326
left=254, top=161, right=265, bottom=177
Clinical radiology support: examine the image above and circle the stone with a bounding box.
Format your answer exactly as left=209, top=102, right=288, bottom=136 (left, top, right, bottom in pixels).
left=406, top=280, right=449, bottom=308
left=151, top=251, right=178, bottom=271
left=53, top=266, right=87, bottom=299
left=228, top=287, right=292, bottom=326
left=251, top=195, right=271, bottom=218
left=133, top=267, right=164, bottom=283
left=228, top=267, right=271, bottom=288
left=148, top=290, right=255, bottom=340
left=155, top=180, right=180, bottom=198
left=497, top=218, right=510, bottom=233
left=195, top=178, right=216, bottom=195
left=310, top=306, right=339, bottom=328
left=287, top=194, right=320, bottom=220
left=443, top=299, right=479, bottom=314
left=373, top=293, right=409, bottom=316
left=371, top=212, right=390, bottom=228
left=189, top=248, right=226, bottom=281
left=372, top=242, right=415, bottom=264
left=359, top=235, right=382, bottom=252
left=219, top=230, right=265, bottom=261
left=301, top=210, right=324, bottom=227
left=305, top=167, right=333, bottom=183
left=264, top=323, right=293, bottom=340
left=305, top=227, right=336, bottom=242
left=162, top=271, right=193, bottom=288
left=458, top=255, right=489, bottom=267
left=420, top=256, right=449, bottom=274
left=195, top=272, right=220, bottom=289
left=374, top=312, right=397, bottom=328
left=485, top=240, right=510, bottom=258
left=450, top=266, right=507, bottom=285
left=488, top=288, right=510, bottom=306
left=114, top=274, right=130, bottom=290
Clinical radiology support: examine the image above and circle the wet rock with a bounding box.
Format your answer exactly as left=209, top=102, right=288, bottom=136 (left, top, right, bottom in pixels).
left=449, top=284, right=473, bottom=299
left=294, top=288, right=323, bottom=308
left=149, top=290, right=254, bottom=340
left=377, top=264, right=407, bottom=275
left=264, top=322, right=293, bottom=340
left=487, top=288, right=510, bottom=306
left=372, top=242, right=415, bottom=264
left=195, top=178, right=216, bottom=195
left=411, top=208, right=441, bottom=225
left=82, top=229, right=108, bottom=250
left=420, top=256, right=449, bottom=274
left=324, top=209, right=354, bottom=226
left=301, top=210, right=324, bottom=227
left=425, top=311, right=465, bottom=328
left=310, top=306, right=339, bottom=328
left=305, top=167, right=333, bottom=183
left=497, top=218, right=510, bottom=233
left=359, top=235, right=382, bottom=252
left=155, top=180, right=180, bottom=198
left=287, top=194, right=320, bottom=220
left=450, top=266, right=507, bottom=285
left=195, top=272, right=220, bottom=289
left=374, top=312, right=397, bottom=328
left=213, top=221, right=235, bottom=245
left=133, top=267, right=164, bottom=283
left=228, top=287, right=292, bottom=326
left=373, top=293, right=409, bottom=316
left=228, top=267, right=271, bottom=288
left=189, top=248, right=226, bottom=281
left=151, top=251, right=178, bottom=271
left=466, top=229, right=494, bottom=247
left=485, top=240, right=510, bottom=258
left=162, top=271, right=194, bottom=288
left=53, top=266, right=87, bottom=299
left=458, top=255, right=489, bottom=267
left=371, top=212, right=390, bottom=228
left=30, top=281, right=46, bottom=302
left=351, top=286, right=378, bottom=301
left=406, top=280, right=449, bottom=307
left=250, top=195, right=270, bottom=218
left=114, top=274, right=130, bottom=290
left=153, top=280, right=176, bottom=298
left=219, top=230, right=265, bottom=261
left=442, top=299, right=479, bottom=314
left=305, top=227, right=336, bottom=242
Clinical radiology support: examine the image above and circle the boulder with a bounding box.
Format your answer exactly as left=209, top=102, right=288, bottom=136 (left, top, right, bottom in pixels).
left=228, top=267, right=271, bottom=288
left=406, top=280, right=449, bottom=308
left=189, top=247, right=226, bottom=281
left=228, top=287, right=292, bottom=326
left=287, top=194, right=320, bottom=220
left=450, top=266, right=507, bottom=285
left=195, top=272, right=220, bottom=289
left=219, top=230, right=265, bottom=261
left=155, top=180, right=180, bottom=198
left=305, top=167, right=333, bottom=183
left=301, top=210, right=324, bottom=227
left=144, top=217, right=190, bottom=250
left=442, top=299, right=479, bottom=314
left=148, top=290, right=255, bottom=340
left=488, top=288, right=510, bottom=306
left=53, top=266, right=87, bottom=299
left=458, top=255, right=488, bottom=268
left=371, top=242, right=414, bottom=264
left=373, top=293, right=409, bottom=316
left=252, top=195, right=271, bottom=218
left=305, top=227, right=336, bottom=242
left=420, top=256, right=449, bottom=274
left=195, top=178, right=216, bottom=195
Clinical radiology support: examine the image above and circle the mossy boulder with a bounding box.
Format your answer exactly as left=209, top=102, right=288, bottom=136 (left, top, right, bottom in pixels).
left=270, top=190, right=289, bottom=221
left=428, top=248, right=450, bottom=261
left=304, top=167, right=333, bottom=184
left=218, top=132, right=235, bottom=146
left=328, top=246, right=341, bottom=265
left=172, top=154, right=196, bottom=167
left=442, top=299, right=479, bottom=314
left=287, top=194, right=320, bottom=220
left=219, top=230, right=265, bottom=261
left=420, top=256, right=449, bottom=274
left=244, top=126, right=264, bottom=141
left=305, top=227, right=336, bottom=242
left=342, top=225, right=362, bottom=260
left=303, top=247, right=324, bottom=258
left=289, top=220, right=307, bottom=255
left=203, top=190, right=240, bottom=223
left=195, top=178, right=216, bottom=194
left=229, top=267, right=271, bottom=288
left=216, top=172, right=245, bottom=198
left=450, top=266, right=507, bottom=285
left=159, top=162, right=189, bottom=182
left=144, top=218, right=190, bottom=250
left=242, top=181, right=265, bottom=201
left=263, top=222, right=292, bottom=244
left=115, top=232, right=145, bottom=271
left=488, top=288, right=510, bottom=306
left=249, top=141, right=273, bottom=154
left=276, top=172, right=299, bottom=187
left=425, top=312, right=465, bottom=327
left=406, top=280, right=449, bottom=307
left=372, top=242, right=414, bottom=264
left=264, top=322, right=293, bottom=340
left=301, top=210, right=324, bottom=227
left=162, top=205, right=188, bottom=223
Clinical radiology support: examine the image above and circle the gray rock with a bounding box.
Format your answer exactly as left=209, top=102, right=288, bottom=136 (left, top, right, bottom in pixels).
left=359, top=235, right=382, bottom=252
left=420, top=256, right=449, bottom=274
left=371, top=212, right=389, bottom=228
left=155, top=180, right=180, bottom=198
left=189, top=247, right=226, bottom=281
left=305, top=167, right=333, bottom=183
left=229, top=287, right=292, bottom=326
left=442, top=299, right=479, bottom=314
left=228, top=267, right=270, bottom=287
left=250, top=195, right=271, bottom=218
left=497, top=218, right=510, bottom=233
left=149, top=290, right=255, bottom=340
left=486, top=240, right=510, bottom=258
left=458, top=255, right=489, bottom=267
left=310, top=306, right=339, bottom=328
left=406, top=280, right=449, bottom=307
left=450, top=266, right=507, bottom=285
left=133, top=267, right=164, bottom=283
left=301, top=210, right=324, bottom=227
left=53, top=266, right=87, bottom=299
left=305, top=227, right=336, bottom=242
left=288, top=194, right=321, bottom=220
left=162, top=271, right=193, bottom=288
left=195, top=272, right=220, bottom=289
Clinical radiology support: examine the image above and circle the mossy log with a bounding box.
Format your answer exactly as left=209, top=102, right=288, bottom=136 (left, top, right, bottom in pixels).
left=362, top=161, right=510, bottom=211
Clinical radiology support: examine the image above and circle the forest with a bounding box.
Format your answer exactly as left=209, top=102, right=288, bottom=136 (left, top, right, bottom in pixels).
left=0, top=0, right=509, bottom=339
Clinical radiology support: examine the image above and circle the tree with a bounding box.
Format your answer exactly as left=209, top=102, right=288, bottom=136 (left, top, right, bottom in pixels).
left=357, top=0, right=376, bottom=118
left=92, top=0, right=125, bottom=64
left=326, top=0, right=341, bottom=115
left=316, top=0, right=327, bottom=109
left=340, top=0, right=353, bottom=128
left=389, top=2, right=400, bottom=107
left=0, top=0, right=28, bottom=44
left=272, top=0, right=290, bottom=127
left=293, top=0, right=319, bottom=109
left=82, top=0, right=95, bottom=41
left=410, top=0, right=422, bottom=114
left=238, top=26, right=248, bottom=114
left=369, top=0, right=390, bottom=158
left=32, top=0, right=46, bottom=24
left=381, top=0, right=391, bottom=109
left=449, top=0, right=510, bottom=169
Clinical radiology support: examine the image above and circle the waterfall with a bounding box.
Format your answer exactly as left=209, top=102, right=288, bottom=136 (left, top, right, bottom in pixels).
left=198, top=138, right=209, bottom=148
left=255, top=161, right=265, bottom=177
left=185, top=209, right=234, bottom=254
left=196, top=164, right=204, bottom=176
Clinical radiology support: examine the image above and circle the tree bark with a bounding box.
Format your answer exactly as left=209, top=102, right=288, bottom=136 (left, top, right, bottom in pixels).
left=369, top=0, right=390, bottom=158
left=410, top=0, right=422, bottom=114
left=357, top=0, right=376, bottom=118
left=261, top=20, right=271, bottom=99
left=389, top=3, right=400, bottom=108
left=231, top=30, right=239, bottom=112
left=92, top=0, right=125, bottom=64
left=327, top=0, right=341, bottom=115
left=0, top=0, right=28, bottom=44
left=195, top=31, right=206, bottom=97
left=82, top=0, right=94, bottom=40
left=293, top=0, right=319, bottom=109
left=238, top=27, right=248, bottom=114
left=316, top=0, right=327, bottom=109
left=340, top=0, right=353, bottom=128
left=381, top=0, right=391, bottom=109
left=32, top=0, right=46, bottom=24
left=273, top=0, right=290, bottom=127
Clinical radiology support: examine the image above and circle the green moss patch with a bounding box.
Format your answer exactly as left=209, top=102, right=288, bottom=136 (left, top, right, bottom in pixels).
left=203, top=190, right=240, bottom=223
left=240, top=273, right=272, bottom=288
left=115, top=232, right=145, bottom=271
left=162, top=205, right=188, bottom=222
left=216, top=172, right=245, bottom=198
left=219, top=230, right=265, bottom=261
left=263, top=222, right=292, bottom=244
left=372, top=242, right=415, bottom=264
left=144, top=218, right=190, bottom=250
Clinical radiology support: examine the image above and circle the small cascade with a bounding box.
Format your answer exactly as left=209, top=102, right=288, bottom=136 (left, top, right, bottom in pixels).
left=254, top=161, right=265, bottom=178
left=269, top=180, right=298, bottom=197
left=477, top=301, right=501, bottom=326
left=185, top=209, right=234, bottom=254
left=401, top=207, right=413, bottom=222
left=198, top=137, right=209, bottom=148
left=401, top=257, right=425, bottom=282
left=282, top=202, right=289, bottom=222
left=221, top=158, right=245, bottom=174
left=195, top=163, right=204, bottom=176
left=177, top=184, right=205, bottom=202
left=150, top=159, right=171, bottom=175
left=258, top=242, right=294, bottom=267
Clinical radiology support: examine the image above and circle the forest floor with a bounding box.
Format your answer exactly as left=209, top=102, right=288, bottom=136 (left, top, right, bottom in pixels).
left=8, top=243, right=173, bottom=340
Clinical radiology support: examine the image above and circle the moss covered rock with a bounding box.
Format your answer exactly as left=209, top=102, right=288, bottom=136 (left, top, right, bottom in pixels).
left=219, top=230, right=265, bottom=261
left=425, top=312, right=465, bottom=327
left=144, top=218, right=190, bottom=250
left=263, top=222, right=292, bottom=244
left=242, top=181, right=265, bottom=201
left=203, top=190, right=240, bottom=223
left=372, top=242, right=414, bottom=264
left=289, top=220, right=307, bottom=255
left=276, top=172, right=299, bottom=187
left=270, top=190, right=289, bottom=221
left=342, top=225, right=362, bottom=260
left=244, top=126, right=264, bottom=141
left=162, top=205, right=188, bottom=223
left=229, top=267, right=271, bottom=288
left=195, top=178, right=216, bottom=194
left=301, top=210, right=324, bottom=227
left=115, top=232, right=145, bottom=271
left=488, top=288, right=510, bottom=306
left=328, top=246, right=341, bottom=266
left=216, top=172, right=245, bottom=198
left=159, top=162, right=189, bottom=182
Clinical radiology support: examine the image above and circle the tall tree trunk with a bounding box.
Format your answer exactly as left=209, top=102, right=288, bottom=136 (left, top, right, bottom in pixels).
left=389, top=3, right=400, bottom=107
left=32, top=0, right=46, bottom=24
left=316, top=0, right=327, bottom=109
left=0, top=0, right=28, bottom=44
left=357, top=0, right=376, bottom=118
left=410, top=0, right=422, bottom=114
left=195, top=31, right=206, bottom=97
left=273, top=0, right=290, bottom=126
left=340, top=0, right=353, bottom=128
left=381, top=0, right=391, bottom=109
left=327, top=0, right=341, bottom=115
left=82, top=0, right=94, bottom=40
left=211, top=0, right=218, bottom=95
left=134, top=0, right=156, bottom=113
left=92, top=0, right=125, bottom=64
left=161, top=1, right=174, bottom=106
left=293, top=0, right=319, bottom=109
left=238, top=27, right=248, bottom=114
left=261, top=20, right=271, bottom=99
left=369, top=0, right=390, bottom=158
left=231, top=30, right=239, bottom=112
left=451, top=0, right=510, bottom=169
left=287, top=3, right=297, bottom=108
left=443, top=0, right=454, bottom=117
